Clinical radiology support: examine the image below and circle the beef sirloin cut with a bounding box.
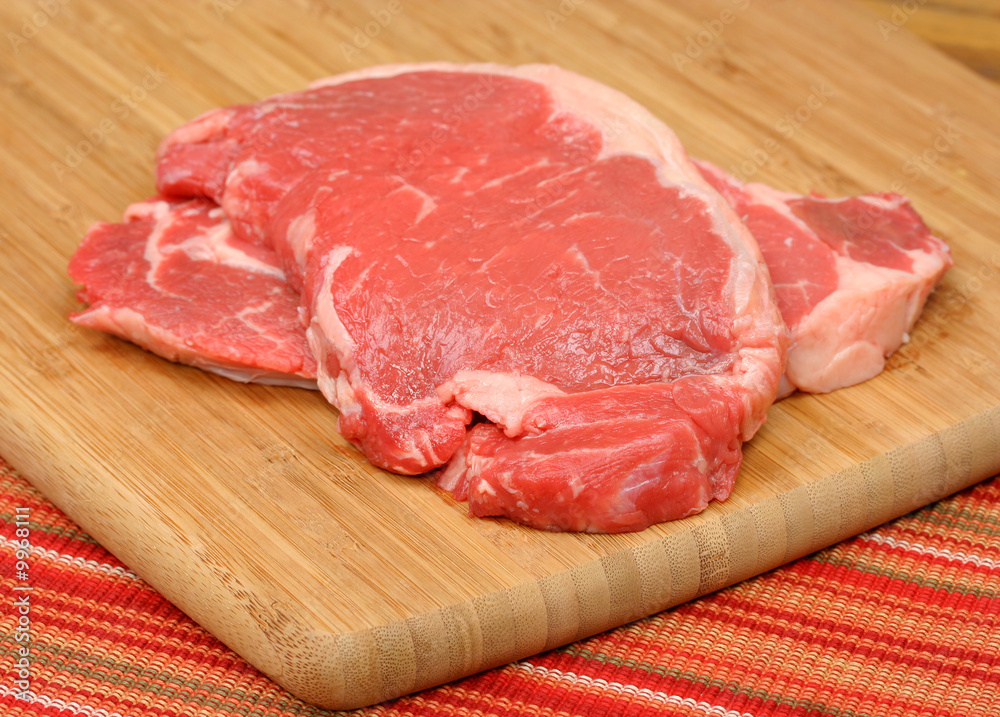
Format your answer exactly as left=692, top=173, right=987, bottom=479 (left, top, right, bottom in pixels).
left=147, top=63, right=786, bottom=532
left=68, top=197, right=317, bottom=388
left=694, top=161, right=953, bottom=395
left=69, top=166, right=952, bottom=400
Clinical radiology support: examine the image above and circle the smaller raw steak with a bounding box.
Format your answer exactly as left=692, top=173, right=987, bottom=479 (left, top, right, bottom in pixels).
left=68, top=197, right=317, bottom=388
left=694, top=161, right=952, bottom=395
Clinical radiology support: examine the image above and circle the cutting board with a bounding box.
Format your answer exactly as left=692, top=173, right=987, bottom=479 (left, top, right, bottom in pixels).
left=2, top=0, right=1000, bottom=709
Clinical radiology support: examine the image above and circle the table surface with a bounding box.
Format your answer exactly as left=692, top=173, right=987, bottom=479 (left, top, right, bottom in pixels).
left=2, top=2, right=1000, bottom=716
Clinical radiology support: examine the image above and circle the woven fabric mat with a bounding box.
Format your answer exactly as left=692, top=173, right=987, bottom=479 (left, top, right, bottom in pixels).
left=2, top=455, right=999, bottom=717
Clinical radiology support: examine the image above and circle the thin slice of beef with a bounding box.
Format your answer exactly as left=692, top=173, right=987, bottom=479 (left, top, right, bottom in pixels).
left=694, top=160, right=953, bottom=395
left=68, top=197, right=317, bottom=388
left=149, top=63, right=786, bottom=532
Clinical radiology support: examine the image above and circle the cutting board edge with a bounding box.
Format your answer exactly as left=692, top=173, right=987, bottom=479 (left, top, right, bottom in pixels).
left=253, top=402, right=1000, bottom=709
left=9, top=402, right=993, bottom=710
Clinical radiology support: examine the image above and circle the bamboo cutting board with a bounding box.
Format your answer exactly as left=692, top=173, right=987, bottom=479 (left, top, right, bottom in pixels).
left=2, top=0, right=1000, bottom=709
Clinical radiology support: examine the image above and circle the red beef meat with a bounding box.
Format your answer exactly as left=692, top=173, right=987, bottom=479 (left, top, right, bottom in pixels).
left=68, top=196, right=316, bottom=387
left=74, top=63, right=789, bottom=532
left=151, top=63, right=787, bottom=531
left=695, top=160, right=952, bottom=395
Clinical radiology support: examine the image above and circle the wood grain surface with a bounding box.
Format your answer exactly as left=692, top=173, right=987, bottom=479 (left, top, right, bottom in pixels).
left=2, top=0, right=1000, bottom=709
left=858, top=0, right=1000, bottom=81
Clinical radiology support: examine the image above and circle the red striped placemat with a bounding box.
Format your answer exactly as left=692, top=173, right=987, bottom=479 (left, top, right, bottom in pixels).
left=2, top=455, right=999, bottom=716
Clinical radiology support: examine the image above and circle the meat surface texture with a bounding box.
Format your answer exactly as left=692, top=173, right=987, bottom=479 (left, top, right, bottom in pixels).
left=71, top=163, right=953, bottom=402
left=147, top=62, right=786, bottom=532
left=695, top=160, right=953, bottom=395
left=68, top=197, right=317, bottom=387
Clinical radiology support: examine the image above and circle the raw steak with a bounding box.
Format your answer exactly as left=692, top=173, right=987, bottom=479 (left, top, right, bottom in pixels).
left=150, top=62, right=786, bottom=532
left=68, top=196, right=317, bottom=388
left=694, top=160, right=953, bottom=394
left=70, top=166, right=953, bottom=399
